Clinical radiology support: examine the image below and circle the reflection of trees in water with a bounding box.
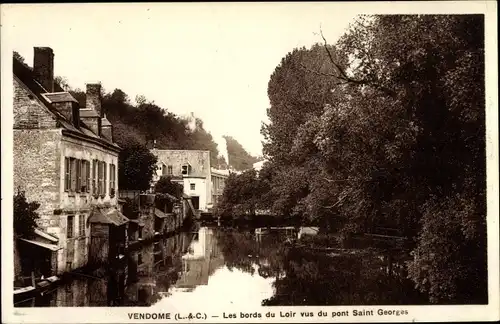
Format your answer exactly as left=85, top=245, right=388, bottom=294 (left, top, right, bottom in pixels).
left=216, top=228, right=428, bottom=306
left=262, top=247, right=428, bottom=306
left=215, top=229, right=286, bottom=278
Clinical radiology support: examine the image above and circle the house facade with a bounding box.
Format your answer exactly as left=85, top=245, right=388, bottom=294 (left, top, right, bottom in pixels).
left=151, top=149, right=229, bottom=212
left=13, top=47, right=126, bottom=278
left=211, top=168, right=229, bottom=206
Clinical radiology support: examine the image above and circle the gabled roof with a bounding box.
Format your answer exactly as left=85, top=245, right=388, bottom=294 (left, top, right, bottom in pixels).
left=13, top=56, right=120, bottom=152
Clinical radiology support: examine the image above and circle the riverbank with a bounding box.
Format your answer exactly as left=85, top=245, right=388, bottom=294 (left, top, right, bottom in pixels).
left=14, top=215, right=196, bottom=307
left=18, top=224, right=434, bottom=307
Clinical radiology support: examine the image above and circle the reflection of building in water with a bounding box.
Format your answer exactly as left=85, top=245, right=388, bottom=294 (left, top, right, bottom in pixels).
left=174, top=227, right=225, bottom=289
left=124, top=231, right=194, bottom=306
left=48, top=272, right=121, bottom=307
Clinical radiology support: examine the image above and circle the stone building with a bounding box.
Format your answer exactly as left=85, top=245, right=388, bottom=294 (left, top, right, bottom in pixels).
left=13, top=47, right=126, bottom=277
left=151, top=149, right=228, bottom=212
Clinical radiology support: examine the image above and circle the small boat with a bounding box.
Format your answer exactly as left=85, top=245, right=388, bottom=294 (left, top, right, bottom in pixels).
left=14, top=276, right=61, bottom=303
left=14, top=286, right=37, bottom=303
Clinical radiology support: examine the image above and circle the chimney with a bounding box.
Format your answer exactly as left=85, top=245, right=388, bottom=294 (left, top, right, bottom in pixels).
left=86, top=83, right=102, bottom=117
left=83, top=83, right=103, bottom=136
left=33, top=47, right=54, bottom=92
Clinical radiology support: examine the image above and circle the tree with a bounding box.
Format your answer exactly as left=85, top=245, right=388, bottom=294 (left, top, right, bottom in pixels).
left=183, top=117, right=222, bottom=167
left=261, top=14, right=486, bottom=303
left=14, top=189, right=40, bottom=239
left=54, top=76, right=70, bottom=91
left=119, top=143, right=158, bottom=191
left=332, top=14, right=487, bottom=303
left=154, top=176, right=183, bottom=198
left=215, top=169, right=264, bottom=218
left=13, top=51, right=30, bottom=69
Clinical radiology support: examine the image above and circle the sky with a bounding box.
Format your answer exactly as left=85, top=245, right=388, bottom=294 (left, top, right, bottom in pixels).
left=2, top=3, right=359, bottom=156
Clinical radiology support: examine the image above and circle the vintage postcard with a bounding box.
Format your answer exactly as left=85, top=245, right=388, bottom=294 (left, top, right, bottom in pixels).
left=1, top=2, right=498, bottom=323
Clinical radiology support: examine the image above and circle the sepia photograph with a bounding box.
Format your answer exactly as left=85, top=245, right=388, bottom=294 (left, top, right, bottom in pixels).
left=1, top=2, right=498, bottom=323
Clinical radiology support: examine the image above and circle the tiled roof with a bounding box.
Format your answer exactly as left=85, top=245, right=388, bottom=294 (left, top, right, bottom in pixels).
left=42, top=92, right=79, bottom=103
left=34, top=228, right=58, bottom=243
left=19, top=238, right=61, bottom=251
left=155, top=192, right=179, bottom=201
left=13, top=56, right=119, bottom=151
left=89, top=208, right=129, bottom=226
left=154, top=208, right=172, bottom=219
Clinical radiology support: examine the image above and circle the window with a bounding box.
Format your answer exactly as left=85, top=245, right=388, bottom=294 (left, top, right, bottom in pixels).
left=79, top=160, right=91, bottom=193
left=67, top=215, right=74, bottom=238
left=190, top=183, right=195, bottom=191
left=109, top=164, right=116, bottom=196
left=70, top=158, right=77, bottom=191
left=97, top=161, right=103, bottom=196
left=92, top=159, right=98, bottom=195
left=75, top=159, right=81, bottom=192
left=103, top=161, right=107, bottom=196
left=167, top=165, right=173, bottom=175
left=79, top=214, right=85, bottom=236
left=64, top=157, right=71, bottom=191
left=85, top=160, right=91, bottom=193
left=181, top=164, right=189, bottom=175
left=79, top=160, right=86, bottom=192
left=162, top=164, right=167, bottom=176
left=64, top=157, right=81, bottom=193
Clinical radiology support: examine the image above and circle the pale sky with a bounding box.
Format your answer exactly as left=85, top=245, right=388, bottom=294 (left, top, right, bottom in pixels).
left=2, top=3, right=358, bottom=156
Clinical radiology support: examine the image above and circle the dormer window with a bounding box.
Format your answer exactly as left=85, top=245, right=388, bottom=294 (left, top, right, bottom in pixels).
left=181, top=164, right=191, bottom=175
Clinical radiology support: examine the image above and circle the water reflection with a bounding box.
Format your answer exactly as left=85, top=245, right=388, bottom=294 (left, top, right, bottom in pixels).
left=18, top=225, right=428, bottom=307
left=156, top=227, right=275, bottom=308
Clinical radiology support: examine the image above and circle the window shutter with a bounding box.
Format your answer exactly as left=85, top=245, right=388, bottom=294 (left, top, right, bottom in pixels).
left=86, top=161, right=91, bottom=192
left=75, top=159, right=81, bottom=193
left=92, top=160, right=95, bottom=195
left=110, top=164, right=115, bottom=193
left=65, top=157, right=70, bottom=191
left=103, top=162, right=107, bottom=195
left=93, top=160, right=98, bottom=195
left=97, top=161, right=102, bottom=195
left=70, top=159, right=76, bottom=191
left=67, top=215, right=74, bottom=238
left=79, top=160, right=84, bottom=192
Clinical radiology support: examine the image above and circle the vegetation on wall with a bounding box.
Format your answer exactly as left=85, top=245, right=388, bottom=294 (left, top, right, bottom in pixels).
left=14, top=189, right=40, bottom=239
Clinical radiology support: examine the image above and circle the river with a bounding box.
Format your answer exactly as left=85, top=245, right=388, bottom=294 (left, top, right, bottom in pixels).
left=15, top=223, right=429, bottom=307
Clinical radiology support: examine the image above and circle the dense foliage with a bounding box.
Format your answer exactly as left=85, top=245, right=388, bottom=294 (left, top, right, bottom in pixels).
left=219, top=15, right=487, bottom=304
left=118, top=144, right=158, bottom=191
left=154, top=176, right=184, bottom=199
left=14, top=189, right=40, bottom=238
left=69, top=89, right=227, bottom=168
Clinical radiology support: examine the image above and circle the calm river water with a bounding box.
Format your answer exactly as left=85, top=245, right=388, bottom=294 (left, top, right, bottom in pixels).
left=16, top=223, right=428, bottom=307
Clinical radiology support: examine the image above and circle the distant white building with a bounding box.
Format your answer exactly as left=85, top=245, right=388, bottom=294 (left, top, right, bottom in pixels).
left=151, top=149, right=229, bottom=212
